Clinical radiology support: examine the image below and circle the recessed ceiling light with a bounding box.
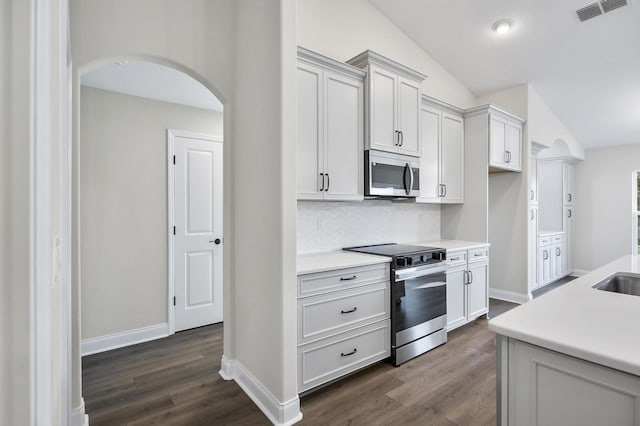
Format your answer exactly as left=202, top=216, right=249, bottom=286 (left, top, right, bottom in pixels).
left=492, top=19, right=514, bottom=34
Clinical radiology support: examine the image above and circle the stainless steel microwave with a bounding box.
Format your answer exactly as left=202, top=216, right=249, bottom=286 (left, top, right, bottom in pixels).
left=365, top=150, right=420, bottom=198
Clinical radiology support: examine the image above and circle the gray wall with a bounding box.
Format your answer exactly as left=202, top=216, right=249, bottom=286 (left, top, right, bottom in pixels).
left=80, top=87, right=223, bottom=339
left=574, top=144, right=640, bottom=272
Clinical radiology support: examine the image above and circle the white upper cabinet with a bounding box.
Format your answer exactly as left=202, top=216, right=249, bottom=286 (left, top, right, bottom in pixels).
left=486, top=108, right=524, bottom=172
left=563, top=163, right=575, bottom=205
left=297, top=47, right=365, bottom=201
left=417, top=97, right=464, bottom=204
left=347, top=50, right=426, bottom=158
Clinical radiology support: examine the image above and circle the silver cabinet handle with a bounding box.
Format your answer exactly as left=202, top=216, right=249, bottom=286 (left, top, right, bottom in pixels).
left=531, top=209, right=534, bottom=220
left=320, top=173, right=325, bottom=191
left=556, top=247, right=561, bottom=256
left=340, top=275, right=357, bottom=281
left=543, top=250, right=549, bottom=260
left=463, top=270, right=469, bottom=284
left=341, top=348, right=357, bottom=357
left=394, top=130, right=400, bottom=146
left=474, top=253, right=483, bottom=257
left=450, top=256, right=460, bottom=261
left=469, top=270, right=474, bottom=284
left=325, top=173, right=329, bottom=192
left=568, top=193, right=572, bottom=202
left=399, top=131, right=404, bottom=147
left=442, top=184, right=447, bottom=198
left=530, top=190, right=534, bottom=200
left=340, top=307, right=357, bottom=314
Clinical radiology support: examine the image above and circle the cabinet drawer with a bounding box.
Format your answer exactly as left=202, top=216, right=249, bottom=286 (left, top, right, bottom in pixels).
left=552, top=234, right=564, bottom=244
left=298, top=320, right=390, bottom=392
left=298, top=283, right=389, bottom=344
left=447, top=250, right=467, bottom=266
left=538, top=237, right=552, bottom=247
left=298, top=263, right=389, bottom=297
left=468, top=247, right=489, bottom=262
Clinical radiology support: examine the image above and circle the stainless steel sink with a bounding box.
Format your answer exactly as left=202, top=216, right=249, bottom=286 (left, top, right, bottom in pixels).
left=593, top=273, right=640, bottom=297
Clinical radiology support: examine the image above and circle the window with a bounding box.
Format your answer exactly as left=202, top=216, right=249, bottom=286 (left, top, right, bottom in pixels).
left=634, top=171, right=640, bottom=254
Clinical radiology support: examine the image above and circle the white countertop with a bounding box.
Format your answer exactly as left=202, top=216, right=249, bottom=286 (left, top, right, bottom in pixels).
left=297, top=251, right=391, bottom=275
left=489, top=255, right=640, bottom=376
left=411, top=239, right=490, bottom=251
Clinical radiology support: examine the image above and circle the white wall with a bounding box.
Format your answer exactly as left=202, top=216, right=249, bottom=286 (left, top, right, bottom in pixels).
left=2, top=1, right=33, bottom=423
left=0, top=0, right=12, bottom=421
left=528, top=86, right=584, bottom=160
left=71, top=0, right=300, bottom=422
left=80, top=87, right=223, bottom=340
left=574, top=144, right=640, bottom=272
left=297, top=201, right=440, bottom=253
left=297, top=0, right=477, bottom=109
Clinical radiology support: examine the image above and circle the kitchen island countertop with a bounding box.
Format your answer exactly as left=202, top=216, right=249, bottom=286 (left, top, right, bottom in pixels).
left=489, top=255, right=640, bottom=376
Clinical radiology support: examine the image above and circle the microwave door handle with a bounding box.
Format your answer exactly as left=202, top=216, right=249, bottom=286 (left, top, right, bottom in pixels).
left=403, top=163, right=410, bottom=195
left=409, top=164, right=414, bottom=194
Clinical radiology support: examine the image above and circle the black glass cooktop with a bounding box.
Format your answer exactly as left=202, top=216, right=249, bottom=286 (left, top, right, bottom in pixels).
left=344, top=243, right=441, bottom=257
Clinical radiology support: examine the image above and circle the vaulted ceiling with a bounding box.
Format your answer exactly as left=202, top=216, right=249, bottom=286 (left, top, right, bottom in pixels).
left=369, top=0, right=640, bottom=149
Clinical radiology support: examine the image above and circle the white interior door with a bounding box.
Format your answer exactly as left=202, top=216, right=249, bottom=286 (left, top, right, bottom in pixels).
left=170, top=130, right=223, bottom=332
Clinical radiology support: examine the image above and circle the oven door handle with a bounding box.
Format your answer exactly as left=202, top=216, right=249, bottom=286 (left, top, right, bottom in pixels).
left=413, top=281, right=446, bottom=290
left=395, top=264, right=448, bottom=281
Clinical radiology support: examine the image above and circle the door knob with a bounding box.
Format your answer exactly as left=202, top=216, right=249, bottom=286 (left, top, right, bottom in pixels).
left=209, top=238, right=222, bottom=245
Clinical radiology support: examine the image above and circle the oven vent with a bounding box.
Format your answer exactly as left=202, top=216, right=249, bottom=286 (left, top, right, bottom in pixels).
left=576, top=0, right=629, bottom=22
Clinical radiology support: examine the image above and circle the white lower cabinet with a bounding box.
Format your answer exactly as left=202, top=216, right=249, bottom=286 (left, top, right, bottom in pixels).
left=446, top=246, right=489, bottom=331
left=499, top=337, right=640, bottom=426
left=297, top=262, right=390, bottom=393
left=537, top=233, right=567, bottom=288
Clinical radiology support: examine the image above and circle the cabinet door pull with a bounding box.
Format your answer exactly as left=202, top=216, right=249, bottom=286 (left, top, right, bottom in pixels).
left=474, top=252, right=483, bottom=257
left=568, top=193, right=572, bottom=202
left=463, top=270, right=469, bottom=284
left=399, top=131, right=404, bottom=147
left=531, top=209, right=535, bottom=220
left=568, top=209, right=572, bottom=218
left=451, top=256, right=460, bottom=261
left=340, top=275, right=357, bottom=281
left=394, top=130, right=400, bottom=146
left=543, top=250, right=549, bottom=260
left=469, top=270, right=474, bottom=284
left=325, top=173, right=330, bottom=192
left=340, top=307, right=358, bottom=314
left=530, top=190, right=534, bottom=200
left=319, top=173, right=325, bottom=192
left=556, top=247, right=561, bottom=256
left=442, top=184, right=447, bottom=198
left=341, top=348, right=357, bottom=357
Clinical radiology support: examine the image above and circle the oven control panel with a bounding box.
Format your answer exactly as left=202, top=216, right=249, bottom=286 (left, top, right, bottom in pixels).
left=395, top=250, right=446, bottom=268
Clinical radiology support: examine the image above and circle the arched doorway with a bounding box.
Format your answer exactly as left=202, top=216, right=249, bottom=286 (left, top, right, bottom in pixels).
left=73, top=57, right=229, bottom=423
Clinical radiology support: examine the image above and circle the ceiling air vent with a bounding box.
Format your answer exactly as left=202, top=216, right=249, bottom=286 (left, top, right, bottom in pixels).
left=576, top=3, right=603, bottom=21
left=576, top=0, right=630, bottom=21
left=600, top=0, right=628, bottom=13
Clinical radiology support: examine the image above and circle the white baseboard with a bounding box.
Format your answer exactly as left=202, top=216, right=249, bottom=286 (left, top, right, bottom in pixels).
left=571, top=269, right=590, bottom=277
left=71, top=398, right=88, bottom=426
left=219, top=356, right=302, bottom=425
left=81, top=323, right=169, bottom=356
left=489, top=288, right=532, bottom=304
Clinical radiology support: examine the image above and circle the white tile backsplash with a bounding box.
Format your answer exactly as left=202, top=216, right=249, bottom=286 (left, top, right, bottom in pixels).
left=297, top=200, right=441, bottom=253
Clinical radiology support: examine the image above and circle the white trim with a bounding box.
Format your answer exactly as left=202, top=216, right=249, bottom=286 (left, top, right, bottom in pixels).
left=166, top=129, right=223, bottom=335
left=70, top=398, right=88, bottom=426
left=219, top=357, right=302, bottom=426
left=489, top=288, right=532, bottom=304
left=81, top=323, right=169, bottom=356
left=571, top=269, right=590, bottom=277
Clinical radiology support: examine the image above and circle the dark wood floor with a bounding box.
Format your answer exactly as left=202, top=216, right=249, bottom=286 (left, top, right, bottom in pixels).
left=83, top=300, right=518, bottom=425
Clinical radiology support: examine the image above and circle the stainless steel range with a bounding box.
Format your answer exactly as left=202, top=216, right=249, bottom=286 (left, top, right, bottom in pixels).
left=344, top=243, right=448, bottom=366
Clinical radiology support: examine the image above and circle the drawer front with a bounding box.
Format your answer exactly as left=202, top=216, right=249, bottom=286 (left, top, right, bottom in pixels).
left=298, top=320, right=390, bottom=392
left=298, top=263, right=389, bottom=297
left=447, top=250, right=467, bottom=266
left=552, top=234, right=564, bottom=244
left=298, top=283, right=389, bottom=344
left=538, top=237, right=551, bottom=247
left=468, top=247, right=489, bottom=263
